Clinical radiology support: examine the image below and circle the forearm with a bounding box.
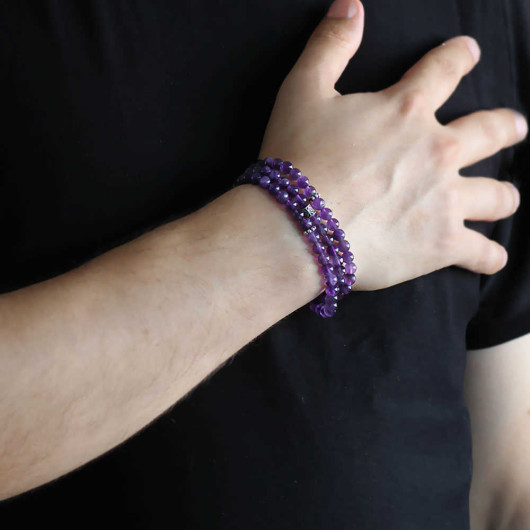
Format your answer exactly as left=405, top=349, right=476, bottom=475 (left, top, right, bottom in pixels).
left=0, top=183, right=323, bottom=500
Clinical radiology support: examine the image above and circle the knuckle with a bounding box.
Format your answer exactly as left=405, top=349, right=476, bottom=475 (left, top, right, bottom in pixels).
left=429, top=135, right=461, bottom=170
left=432, top=53, right=460, bottom=77
left=478, top=111, right=505, bottom=145
left=397, top=88, right=428, bottom=118
left=313, top=23, right=352, bottom=50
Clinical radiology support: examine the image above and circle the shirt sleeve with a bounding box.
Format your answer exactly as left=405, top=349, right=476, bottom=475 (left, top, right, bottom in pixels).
left=466, top=155, right=530, bottom=350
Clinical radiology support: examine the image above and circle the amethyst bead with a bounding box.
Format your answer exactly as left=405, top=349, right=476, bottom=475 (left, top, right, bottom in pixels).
left=290, top=168, right=302, bottom=180
left=296, top=176, right=309, bottom=188
left=286, top=185, right=299, bottom=197
left=260, top=165, right=272, bottom=175
left=250, top=172, right=261, bottom=184
left=338, top=239, right=350, bottom=252
left=327, top=218, right=340, bottom=231
left=327, top=273, right=338, bottom=286
left=345, top=263, right=357, bottom=275
left=333, top=229, right=345, bottom=241
left=343, top=251, right=354, bottom=263
left=259, top=175, right=270, bottom=188
left=277, top=190, right=289, bottom=204
left=263, top=157, right=274, bottom=166
left=273, top=158, right=283, bottom=169
left=280, top=161, right=293, bottom=174
left=269, top=169, right=281, bottom=181
left=312, top=197, right=325, bottom=210
left=321, top=207, right=333, bottom=221
left=279, top=177, right=290, bottom=188
left=304, top=186, right=316, bottom=198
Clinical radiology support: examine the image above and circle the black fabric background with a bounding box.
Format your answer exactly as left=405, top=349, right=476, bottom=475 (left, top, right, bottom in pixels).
left=0, top=0, right=529, bottom=528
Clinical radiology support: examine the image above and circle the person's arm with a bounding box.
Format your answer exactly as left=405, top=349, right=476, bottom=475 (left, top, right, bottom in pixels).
left=1, top=0, right=525, bottom=501
left=0, top=183, right=322, bottom=501
left=464, top=333, right=530, bottom=530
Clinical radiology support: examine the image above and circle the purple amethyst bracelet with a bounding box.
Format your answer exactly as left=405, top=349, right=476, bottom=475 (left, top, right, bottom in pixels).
left=233, top=157, right=356, bottom=318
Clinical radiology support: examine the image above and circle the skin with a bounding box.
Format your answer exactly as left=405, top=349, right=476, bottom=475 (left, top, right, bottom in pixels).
left=0, top=0, right=527, bottom=525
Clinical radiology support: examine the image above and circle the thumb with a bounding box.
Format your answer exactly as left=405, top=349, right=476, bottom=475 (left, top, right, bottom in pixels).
left=289, top=0, right=365, bottom=97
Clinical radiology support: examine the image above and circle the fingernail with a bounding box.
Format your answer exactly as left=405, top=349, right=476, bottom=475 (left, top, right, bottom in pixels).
left=463, top=36, right=480, bottom=62
left=326, top=0, right=357, bottom=18
left=513, top=110, right=528, bottom=140
left=506, top=181, right=521, bottom=213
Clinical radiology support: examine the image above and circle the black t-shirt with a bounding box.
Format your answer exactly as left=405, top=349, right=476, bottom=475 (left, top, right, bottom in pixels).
left=1, top=1, right=530, bottom=528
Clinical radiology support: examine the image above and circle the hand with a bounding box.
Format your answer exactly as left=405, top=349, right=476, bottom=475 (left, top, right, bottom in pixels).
left=258, top=0, right=527, bottom=291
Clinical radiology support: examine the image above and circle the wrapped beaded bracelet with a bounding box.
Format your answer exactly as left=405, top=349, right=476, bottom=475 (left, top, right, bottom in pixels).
left=233, top=157, right=357, bottom=318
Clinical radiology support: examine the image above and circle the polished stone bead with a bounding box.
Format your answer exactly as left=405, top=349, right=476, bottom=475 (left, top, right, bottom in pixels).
left=333, top=229, right=345, bottom=241
left=321, top=207, right=333, bottom=221
left=344, top=274, right=355, bottom=286
left=250, top=172, right=262, bottom=184
left=345, top=263, right=357, bottom=275
left=273, top=158, right=283, bottom=169
left=280, top=161, right=293, bottom=174
left=312, top=197, right=325, bottom=210
left=264, top=157, right=275, bottom=166
left=259, top=176, right=270, bottom=188
left=327, top=218, right=340, bottom=231
left=301, top=218, right=313, bottom=231
left=343, top=251, right=354, bottom=263
left=286, top=185, right=300, bottom=197
left=318, top=254, right=330, bottom=265
left=327, top=273, right=338, bottom=286
left=304, top=185, right=316, bottom=198
left=260, top=165, right=272, bottom=175
left=269, top=169, right=281, bottom=181
left=296, top=176, right=309, bottom=188
left=268, top=183, right=281, bottom=195
left=338, top=239, right=350, bottom=252
left=279, top=177, right=290, bottom=188
left=290, top=167, right=302, bottom=180
left=277, top=190, right=289, bottom=204
left=340, top=284, right=352, bottom=295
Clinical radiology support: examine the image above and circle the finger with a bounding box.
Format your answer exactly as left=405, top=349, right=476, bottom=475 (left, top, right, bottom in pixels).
left=458, top=176, right=520, bottom=221
left=382, top=35, right=480, bottom=111
left=286, top=0, right=365, bottom=99
left=453, top=227, right=508, bottom=275
left=447, top=108, right=528, bottom=168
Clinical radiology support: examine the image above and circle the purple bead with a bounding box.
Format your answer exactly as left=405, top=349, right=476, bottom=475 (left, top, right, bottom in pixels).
left=280, top=161, right=293, bottom=174
left=338, top=239, right=350, bottom=252
left=286, top=185, right=299, bottom=197
left=264, top=157, right=274, bottom=167
left=306, top=232, right=319, bottom=245
left=326, top=273, right=338, bottom=286
left=259, top=176, right=270, bottom=188
left=279, top=177, right=290, bottom=188
left=326, top=284, right=340, bottom=296
left=304, top=186, right=316, bottom=198
left=343, top=251, right=354, bottom=263
left=340, top=284, right=352, bottom=295
left=321, top=264, right=334, bottom=275
left=268, top=183, right=281, bottom=195
left=296, top=176, right=309, bottom=188
left=350, top=274, right=356, bottom=284
left=277, top=190, right=289, bottom=204
left=273, top=158, right=283, bottom=169
left=312, top=197, right=325, bottom=210
left=321, top=234, right=332, bottom=246
left=270, top=169, right=281, bottom=181
left=290, top=168, right=302, bottom=180
left=327, top=218, right=339, bottom=231
left=250, top=172, right=261, bottom=184
left=333, top=229, right=345, bottom=241
left=345, top=263, right=357, bottom=275
left=344, top=274, right=355, bottom=286
left=260, top=165, right=272, bottom=175
left=318, top=254, right=330, bottom=266
left=312, top=243, right=323, bottom=254
left=321, top=208, right=333, bottom=221
left=301, top=218, right=313, bottom=231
